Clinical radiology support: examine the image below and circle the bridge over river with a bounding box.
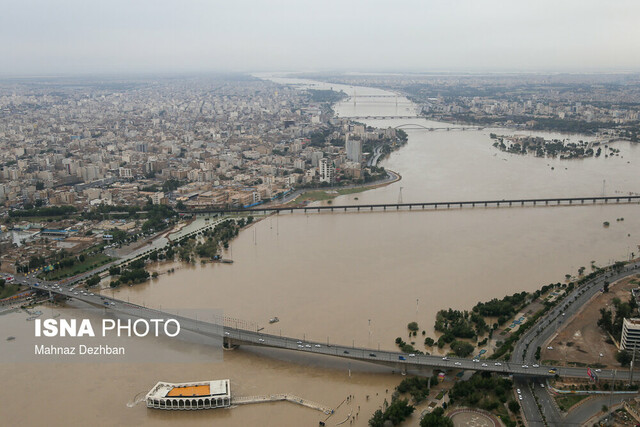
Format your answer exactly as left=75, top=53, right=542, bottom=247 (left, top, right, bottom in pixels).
left=181, top=195, right=640, bottom=216
left=24, top=281, right=634, bottom=381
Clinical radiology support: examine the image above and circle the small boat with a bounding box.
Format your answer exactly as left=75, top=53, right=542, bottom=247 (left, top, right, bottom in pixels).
left=6, top=336, right=15, bottom=341
left=220, top=259, right=233, bottom=264
left=269, top=317, right=279, bottom=324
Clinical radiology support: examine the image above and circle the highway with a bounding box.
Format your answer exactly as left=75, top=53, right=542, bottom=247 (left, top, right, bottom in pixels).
left=510, top=261, right=640, bottom=426
left=18, top=277, right=617, bottom=379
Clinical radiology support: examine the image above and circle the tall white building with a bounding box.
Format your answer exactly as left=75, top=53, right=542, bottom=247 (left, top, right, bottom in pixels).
left=346, top=135, right=362, bottom=163
left=621, top=318, right=640, bottom=350
left=318, top=158, right=334, bottom=184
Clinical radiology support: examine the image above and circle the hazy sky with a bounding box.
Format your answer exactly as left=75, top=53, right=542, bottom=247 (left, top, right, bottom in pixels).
left=2, top=0, right=639, bottom=75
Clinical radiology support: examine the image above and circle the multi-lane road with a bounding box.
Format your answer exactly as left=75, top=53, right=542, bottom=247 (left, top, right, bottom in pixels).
left=511, top=261, right=640, bottom=425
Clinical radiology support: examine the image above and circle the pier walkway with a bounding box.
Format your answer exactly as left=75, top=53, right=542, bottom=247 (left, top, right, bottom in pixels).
left=232, top=394, right=332, bottom=414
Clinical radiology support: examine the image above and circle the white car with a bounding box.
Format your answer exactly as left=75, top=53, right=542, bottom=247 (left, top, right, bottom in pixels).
left=454, top=362, right=462, bottom=366
left=522, top=365, right=528, bottom=368
left=547, top=346, right=553, bottom=350
left=314, top=344, right=321, bottom=348
left=532, top=364, right=539, bottom=368
left=258, top=338, right=265, bottom=342
left=494, top=362, right=502, bottom=366
left=517, top=389, right=521, bottom=394
left=481, top=363, right=488, bottom=367
left=224, top=332, right=230, bottom=335
left=442, top=357, right=448, bottom=361
left=297, top=345, right=304, bottom=348
left=409, top=354, right=416, bottom=357
left=519, top=395, right=523, bottom=400
left=305, top=344, right=311, bottom=348
left=297, top=341, right=303, bottom=344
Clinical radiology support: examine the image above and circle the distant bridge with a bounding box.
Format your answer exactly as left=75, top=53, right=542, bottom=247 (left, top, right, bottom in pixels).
left=180, top=195, right=640, bottom=216
left=347, top=115, right=419, bottom=120
left=393, top=123, right=483, bottom=131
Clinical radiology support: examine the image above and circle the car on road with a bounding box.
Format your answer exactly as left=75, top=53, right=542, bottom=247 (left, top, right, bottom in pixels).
left=74, top=292, right=79, bottom=295
left=343, top=350, right=349, bottom=354
left=369, top=353, right=376, bottom=357
left=522, top=365, right=528, bottom=368
left=494, top=362, right=502, bottom=366
left=297, top=345, right=304, bottom=348
left=258, top=338, right=265, bottom=342
left=595, top=369, right=601, bottom=372
left=517, top=389, right=521, bottom=394
left=305, top=344, right=311, bottom=348
left=519, top=395, right=523, bottom=400
left=532, top=364, right=539, bottom=368
left=481, top=363, right=488, bottom=367
left=399, top=356, right=406, bottom=360
left=314, top=344, right=321, bottom=348
left=224, top=332, right=230, bottom=335
left=408, top=354, right=416, bottom=357
left=473, top=359, right=479, bottom=363
left=540, top=384, right=545, bottom=388
left=297, top=341, right=302, bottom=344
left=442, top=357, right=448, bottom=361
left=454, top=362, right=461, bottom=366
left=547, top=346, right=553, bottom=350
left=549, top=368, right=557, bottom=374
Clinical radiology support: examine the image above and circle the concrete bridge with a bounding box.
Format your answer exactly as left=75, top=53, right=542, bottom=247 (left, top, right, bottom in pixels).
left=180, top=195, right=640, bottom=216
left=23, top=280, right=632, bottom=381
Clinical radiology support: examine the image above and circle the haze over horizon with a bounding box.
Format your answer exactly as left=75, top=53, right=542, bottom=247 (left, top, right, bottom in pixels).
left=2, top=0, right=640, bottom=76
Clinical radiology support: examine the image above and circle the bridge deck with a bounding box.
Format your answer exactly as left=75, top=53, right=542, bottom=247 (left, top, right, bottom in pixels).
left=180, top=195, right=640, bottom=216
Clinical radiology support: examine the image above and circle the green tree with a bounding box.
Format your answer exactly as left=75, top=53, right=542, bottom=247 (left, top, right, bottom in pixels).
left=450, top=340, right=474, bottom=357
left=508, top=400, right=520, bottom=413
left=408, top=322, right=419, bottom=332
left=420, top=407, right=453, bottom=427
left=616, top=350, right=632, bottom=367
left=368, top=409, right=385, bottom=427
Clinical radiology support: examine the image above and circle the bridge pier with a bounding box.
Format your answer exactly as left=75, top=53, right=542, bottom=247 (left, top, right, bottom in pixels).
left=521, top=201, right=524, bottom=206
left=509, top=201, right=512, bottom=206
left=581, top=199, right=584, bottom=204
left=484, top=202, right=487, bottom=207
left=472, top=202, right=475, bottom=207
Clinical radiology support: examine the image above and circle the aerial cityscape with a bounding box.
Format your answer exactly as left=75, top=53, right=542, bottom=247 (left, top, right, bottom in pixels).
left=2, top=1, right=640, bottom=427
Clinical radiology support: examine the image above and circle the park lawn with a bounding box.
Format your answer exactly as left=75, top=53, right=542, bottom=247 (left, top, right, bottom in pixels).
left=288, top=186, right=373, bottom=205
left=554, top=394, right=589, bottom=411
left=0, top=283, right=23, bottom=299
left=41, top=254, right=113, bottom=280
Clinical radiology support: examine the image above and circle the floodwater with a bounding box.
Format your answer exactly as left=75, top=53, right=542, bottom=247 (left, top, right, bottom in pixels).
left=2, top=77, right=640, bottom=426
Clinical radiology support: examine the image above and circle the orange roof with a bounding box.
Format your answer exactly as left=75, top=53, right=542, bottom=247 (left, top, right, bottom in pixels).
left=166, top=385, right=210, bottom=397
